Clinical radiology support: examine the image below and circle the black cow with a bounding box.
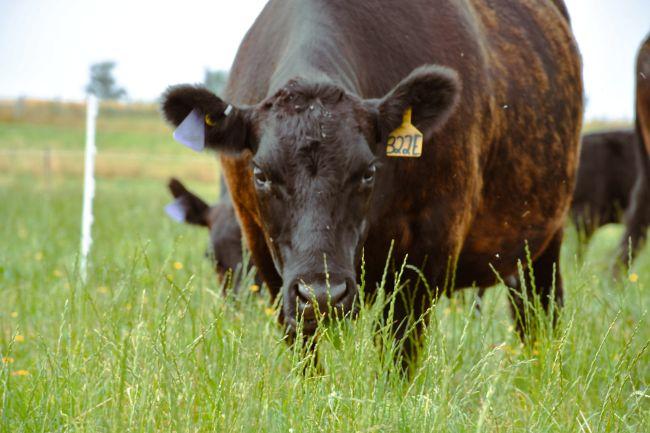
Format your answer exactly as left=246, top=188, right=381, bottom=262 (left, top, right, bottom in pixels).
left=160, top=0, right=583, bottom=364
left=571, top=129, right=637, bottom=239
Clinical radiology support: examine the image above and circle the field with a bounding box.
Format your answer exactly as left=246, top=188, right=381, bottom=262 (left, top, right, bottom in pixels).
left=0, top=101, right=648, bottom=432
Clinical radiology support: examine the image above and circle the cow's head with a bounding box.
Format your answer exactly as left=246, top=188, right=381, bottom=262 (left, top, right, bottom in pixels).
left=162, top=65, right=460, bottom=333
left=167, top=178, right=244, bottom=278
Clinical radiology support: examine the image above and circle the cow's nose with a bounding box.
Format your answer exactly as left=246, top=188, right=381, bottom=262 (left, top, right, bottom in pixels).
left=296, top=280, right=348, bottom=312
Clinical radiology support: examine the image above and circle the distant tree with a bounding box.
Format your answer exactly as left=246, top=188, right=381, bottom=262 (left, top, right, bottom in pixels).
left=85, top=61, right=127, bottom=100
left=204, top=69, right=229, bottom=95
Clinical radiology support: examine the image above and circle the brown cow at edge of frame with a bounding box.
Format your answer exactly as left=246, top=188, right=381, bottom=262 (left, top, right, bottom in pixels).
left=617, top=33, right=650, bottom=266
left=160, top=0, right=583, bottom=365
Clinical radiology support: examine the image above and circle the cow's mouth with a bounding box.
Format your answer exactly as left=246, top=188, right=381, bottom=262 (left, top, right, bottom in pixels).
left=284, top=279, right=358, bottom=334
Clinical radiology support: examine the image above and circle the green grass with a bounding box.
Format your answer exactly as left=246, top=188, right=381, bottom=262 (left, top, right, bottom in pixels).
left=0, top=105, right=647, bottom=431
left=0, top=171, right=648, bottom=432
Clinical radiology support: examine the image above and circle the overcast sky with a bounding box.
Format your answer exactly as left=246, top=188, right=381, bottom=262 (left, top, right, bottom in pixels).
left=0, top=0, right=647, bottom=120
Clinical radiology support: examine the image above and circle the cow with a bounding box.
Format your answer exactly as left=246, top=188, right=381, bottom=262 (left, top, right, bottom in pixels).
left=166, top=177, right=251, bottom=288
left=161, top=0, right=583, bottom=364
left=618, top=34, right=650, bottom=266
left=571, top=129, right=637, bottom=240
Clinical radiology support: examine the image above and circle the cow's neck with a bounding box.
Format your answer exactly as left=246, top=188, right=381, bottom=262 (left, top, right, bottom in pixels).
left=266, top=1, right=361, bottom=97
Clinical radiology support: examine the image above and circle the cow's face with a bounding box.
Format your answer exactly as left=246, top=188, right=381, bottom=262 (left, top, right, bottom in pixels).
left=162, top=65, right=460, bottom=333
left=250, top=86, right=379, bottom=330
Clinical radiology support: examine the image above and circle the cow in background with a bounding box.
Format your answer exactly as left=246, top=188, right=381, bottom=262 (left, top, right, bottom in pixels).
left=618, top=34, right=650, bottom=266
left=571, top=129, right=637, bottom=240
left=166, top=177, right=256, bottom=290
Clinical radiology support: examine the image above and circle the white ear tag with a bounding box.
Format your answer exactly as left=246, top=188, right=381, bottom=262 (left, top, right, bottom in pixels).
left=165, top=198, right=187, bottom=223
left=173, top=109, right=205, bottom=151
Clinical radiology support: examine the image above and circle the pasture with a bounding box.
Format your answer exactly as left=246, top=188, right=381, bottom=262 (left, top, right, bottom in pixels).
left=0, top=102, right=648, bottom=432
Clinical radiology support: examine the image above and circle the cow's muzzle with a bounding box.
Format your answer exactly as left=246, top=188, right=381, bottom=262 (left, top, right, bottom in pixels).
left=285, top=277, right=356, bottom=333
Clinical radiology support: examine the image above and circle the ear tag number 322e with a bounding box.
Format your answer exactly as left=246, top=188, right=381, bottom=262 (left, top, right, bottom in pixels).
left=386, top=107, right=424, bottom=157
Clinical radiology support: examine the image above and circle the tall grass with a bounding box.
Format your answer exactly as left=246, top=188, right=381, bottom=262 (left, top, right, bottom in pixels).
left=1, top=171, right=648, bottom=432
left=0, top=102, right=646, bottom=431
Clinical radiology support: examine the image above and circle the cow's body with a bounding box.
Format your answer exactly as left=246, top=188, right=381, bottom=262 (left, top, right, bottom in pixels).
left=163, top=0, right=582, bottom=358
left=222, top=0, right=581, bottom=292
left=572, top=130, right=637, bottom=237
left=619, top=34, right=650, bottom=263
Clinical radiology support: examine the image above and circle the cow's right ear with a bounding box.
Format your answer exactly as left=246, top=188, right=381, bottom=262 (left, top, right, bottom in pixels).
left=161, top=85, right=254, bottom=154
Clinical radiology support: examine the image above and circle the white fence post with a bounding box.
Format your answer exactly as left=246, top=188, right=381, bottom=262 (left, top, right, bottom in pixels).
left=80, top=95, right=98, bottom=282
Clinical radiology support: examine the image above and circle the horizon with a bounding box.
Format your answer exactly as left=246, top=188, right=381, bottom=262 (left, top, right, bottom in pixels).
left=0, top=0, right=648, bottom=121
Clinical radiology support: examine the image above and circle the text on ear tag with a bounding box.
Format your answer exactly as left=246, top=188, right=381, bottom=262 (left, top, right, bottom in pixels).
left=386, top=107, right=423, bottom=158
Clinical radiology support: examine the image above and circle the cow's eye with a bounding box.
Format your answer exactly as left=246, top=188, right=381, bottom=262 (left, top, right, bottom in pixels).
left=362, top=164, right=376, bottom=185
left=253, top=166, right=271, bottom=189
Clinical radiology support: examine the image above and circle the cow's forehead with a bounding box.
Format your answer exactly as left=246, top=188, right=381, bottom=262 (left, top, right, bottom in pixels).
left=253, top=80, right=374, bottom=173
left=256, top=102, right=367, bottom=163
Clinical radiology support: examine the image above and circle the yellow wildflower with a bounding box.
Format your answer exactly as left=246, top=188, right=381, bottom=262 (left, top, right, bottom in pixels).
left=97, top=286, right=109, bottom=294
left=629, top=273, right=639, bottom=283
left=10, top=312, right=18, bottom=318
left=249, top=284, right=260, bottom=293
left=11, top=370, right=29, bottom=377
left=2, top=357, right=14, bottom=364
left=15, top=335, right=25, bottom=343
left=34, top=252, right=43, bottom=261
left=264, top=307, right=275, bottom=317
left=173, top=261, right=183, bottom=270
left=53, top=269, right=63, bottom=278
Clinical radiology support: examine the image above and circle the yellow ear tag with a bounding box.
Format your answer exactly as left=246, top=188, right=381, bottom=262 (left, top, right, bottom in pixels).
left=386, top=108, right=424, bottom=157
left=204, top=114, right=216, bottom=127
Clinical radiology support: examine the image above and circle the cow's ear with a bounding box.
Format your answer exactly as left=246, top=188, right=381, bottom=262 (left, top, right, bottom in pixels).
left=161, top=85, right=254, bottom=154
left=165, top=177, right=210, bottom=226
left=376, top=65, right=460, bottom=137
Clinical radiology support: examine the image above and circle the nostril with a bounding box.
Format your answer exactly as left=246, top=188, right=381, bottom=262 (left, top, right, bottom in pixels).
left=328, top=282, right=347, bottom=305
left=296, top=282, right=315, bottom=303
left=296, top=280, right=348, bottom=307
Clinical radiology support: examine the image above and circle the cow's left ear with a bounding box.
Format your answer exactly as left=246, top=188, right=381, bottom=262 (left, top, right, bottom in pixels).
left=166, top=178, right=210, bottom=226
left=161, top=85, right=254, bottom=154
left=374, top=65, right=461, bottom=137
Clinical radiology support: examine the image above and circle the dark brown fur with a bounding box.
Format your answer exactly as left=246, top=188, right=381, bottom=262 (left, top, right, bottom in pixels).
left=618, top=34, right=650, bottom=265
left=161, top=0, right=583, bottom=361
left=571, top=130, right=637, bottom=238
